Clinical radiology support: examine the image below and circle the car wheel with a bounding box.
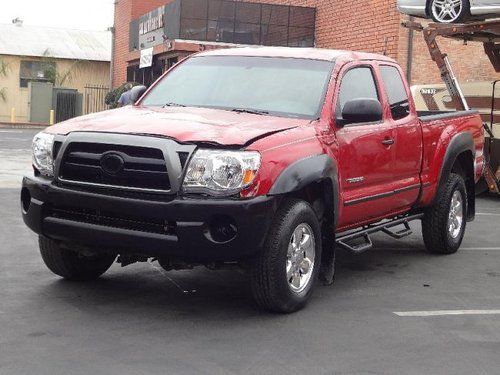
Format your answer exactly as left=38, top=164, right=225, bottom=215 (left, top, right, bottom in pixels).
left=422, top=173, right=467, bottom=254
left=39, top=236, right=116, bottom=280
left=250, top=199, right=322, bottom=313
left=429, top=0, right=470, bottom=23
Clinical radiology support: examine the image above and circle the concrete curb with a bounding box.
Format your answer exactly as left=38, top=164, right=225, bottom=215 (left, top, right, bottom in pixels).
left=0, top=124, right=47, bottom=129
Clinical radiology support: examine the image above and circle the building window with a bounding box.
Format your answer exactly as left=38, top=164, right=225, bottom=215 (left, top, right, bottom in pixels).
left=208, top=0, right=235, bottom=20
left=19, top=60, right=55, bottom=88
left=235, top=2, right=260, bottom=24
left=234, top=22, right=260, bottom=44
left=207, top=20, right=234, bottom=42
left=126, top=58, right=166, bottom=86
left=289, top=7, right=315, bottom=28
left=181, top=0, right=208, bottom=19
left=180, top=18, right=208, bottom=40
left=179, top=0, right=315, bottom=47
left=261, top=4, right=289, bottom=26
left=288, top=27, right=315, bottom=47
left=261, top=24, right=288, bottom=46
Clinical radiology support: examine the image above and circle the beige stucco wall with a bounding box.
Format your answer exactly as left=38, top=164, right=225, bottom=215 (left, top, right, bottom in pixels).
left=0, top=55, right=110, bottom=123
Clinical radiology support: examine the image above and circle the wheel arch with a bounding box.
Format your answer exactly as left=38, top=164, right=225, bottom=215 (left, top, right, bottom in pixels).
left=268, top=154, right=340, bottom=229
left=435, top=132, right=475, bottom=220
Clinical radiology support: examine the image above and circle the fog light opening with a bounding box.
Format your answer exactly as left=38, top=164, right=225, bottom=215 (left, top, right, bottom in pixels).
left=207, top=215, right=238, bottom=244
left=21, top=188, right=31, bottom=214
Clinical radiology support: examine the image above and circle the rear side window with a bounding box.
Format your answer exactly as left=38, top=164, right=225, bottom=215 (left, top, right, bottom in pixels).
left=380, top=65, right=410, bottom=120
left=337, top=67, right=378, bottom=117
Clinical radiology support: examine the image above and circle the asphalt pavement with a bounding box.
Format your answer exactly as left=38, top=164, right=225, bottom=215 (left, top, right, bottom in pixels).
left=1, top=128, right=499, bottom=375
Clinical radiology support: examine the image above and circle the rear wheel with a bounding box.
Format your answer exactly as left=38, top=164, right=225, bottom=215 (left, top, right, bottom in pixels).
left=39, top=236, right=116, bottom=280
left=250, top=199, right=322, bottom=313
left=429, top=0, right=470, bottom=23
left=422, top=173, right=467, bottom=254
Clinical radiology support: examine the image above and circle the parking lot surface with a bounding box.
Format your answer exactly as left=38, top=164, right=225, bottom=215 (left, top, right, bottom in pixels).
left=1, top=128, right=499, bottom=375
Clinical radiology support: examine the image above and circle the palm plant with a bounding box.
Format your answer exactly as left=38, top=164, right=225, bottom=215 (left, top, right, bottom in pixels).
left=41, top=49, right=87, bottom=87
left=0, top=58, right=9, bottom=103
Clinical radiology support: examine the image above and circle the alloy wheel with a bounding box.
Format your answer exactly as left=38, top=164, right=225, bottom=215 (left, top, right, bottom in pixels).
left=286, top=223, right=316, bottom=293
left=448, top=190, right=464, bottom=239
left=431, top=0, right=463, bottom=23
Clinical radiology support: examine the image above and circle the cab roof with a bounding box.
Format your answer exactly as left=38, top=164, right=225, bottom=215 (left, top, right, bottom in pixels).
left=196, top=46, right=396, bottom=63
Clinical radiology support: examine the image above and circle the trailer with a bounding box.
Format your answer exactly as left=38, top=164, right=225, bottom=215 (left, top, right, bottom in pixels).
left=403, top=19, right=500, bottom=194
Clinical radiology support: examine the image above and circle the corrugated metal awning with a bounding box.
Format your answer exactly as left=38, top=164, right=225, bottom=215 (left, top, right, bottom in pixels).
left=0, top=24, right=111, bottom=61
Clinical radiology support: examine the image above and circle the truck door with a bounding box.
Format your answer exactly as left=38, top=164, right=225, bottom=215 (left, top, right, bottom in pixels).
left=378, top=64, right=423, bottom=210
left=334, top=64, right=400, bottom=229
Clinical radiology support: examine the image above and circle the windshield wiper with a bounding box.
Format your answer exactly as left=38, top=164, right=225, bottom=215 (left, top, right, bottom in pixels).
left=230, top=108, right=269, bottom=115
left=163, top=102, right=186, bottom=107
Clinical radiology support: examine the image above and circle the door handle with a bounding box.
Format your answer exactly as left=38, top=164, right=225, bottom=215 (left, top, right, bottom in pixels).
left=381, top=138, right=395, bottom=146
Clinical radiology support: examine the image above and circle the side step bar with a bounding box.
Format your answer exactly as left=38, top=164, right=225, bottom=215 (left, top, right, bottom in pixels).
left=335, top=214, right=424, bottom=254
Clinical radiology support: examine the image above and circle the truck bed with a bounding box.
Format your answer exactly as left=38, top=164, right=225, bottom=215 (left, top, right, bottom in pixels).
left=417, top=109, right=479, bottom=122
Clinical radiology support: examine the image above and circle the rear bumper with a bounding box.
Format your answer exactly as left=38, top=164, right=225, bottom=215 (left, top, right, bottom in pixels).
left=21, top=176, right=278, bottom=261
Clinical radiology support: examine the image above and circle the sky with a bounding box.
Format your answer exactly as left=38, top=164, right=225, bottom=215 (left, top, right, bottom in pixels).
left=0, top=0, right=115, bottom=31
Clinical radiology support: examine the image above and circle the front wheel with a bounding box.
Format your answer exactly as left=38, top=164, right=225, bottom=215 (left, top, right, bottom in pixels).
left=429, top=0, right=470, bottom=23
left=39, top=236, right=116, bottom=280
left=422, top=173, right=467, bottom=254
left=250, top=199, right=322, bottom=313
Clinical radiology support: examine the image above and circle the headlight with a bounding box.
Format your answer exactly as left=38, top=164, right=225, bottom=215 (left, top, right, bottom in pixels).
left=183, top=150, right=261, bottom=195
left=32, top=132, right=55, bottom=177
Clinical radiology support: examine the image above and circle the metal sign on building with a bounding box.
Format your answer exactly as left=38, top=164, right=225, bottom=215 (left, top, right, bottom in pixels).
left=130, top=2, right=181, bottom=51
left=139, top=11, right=165, bottom=35
left=139, top=47, right=154, bottom=68
left=137, top=6, right=167, bottom=50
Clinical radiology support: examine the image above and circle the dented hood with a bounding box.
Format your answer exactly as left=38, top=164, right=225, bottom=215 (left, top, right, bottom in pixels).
left=46, top=105, right=306, bottom=146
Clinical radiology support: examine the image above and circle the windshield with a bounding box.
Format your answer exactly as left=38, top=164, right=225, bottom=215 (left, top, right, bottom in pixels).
left=141, top=55, right=334, bottom=119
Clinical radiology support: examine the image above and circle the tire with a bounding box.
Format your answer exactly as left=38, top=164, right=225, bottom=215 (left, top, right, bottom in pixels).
left=422, top=173, right=467, bottom=254
left=39, top=236, right=116, bottom=280
left=250, top=199, right=322, bottom=313
left=429, top=0, right=470, bottom=23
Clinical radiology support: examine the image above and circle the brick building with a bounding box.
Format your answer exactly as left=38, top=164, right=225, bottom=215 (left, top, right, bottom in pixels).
left=111, top=0, right=498, bottom=89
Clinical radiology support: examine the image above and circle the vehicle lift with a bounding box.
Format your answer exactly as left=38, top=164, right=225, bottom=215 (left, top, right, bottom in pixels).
left=403, top=19, right=500, bottom=195
left=335, top=19, right=500, bottom=257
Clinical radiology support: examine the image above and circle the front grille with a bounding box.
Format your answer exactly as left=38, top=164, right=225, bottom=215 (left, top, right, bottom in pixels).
left=59, top=142, right=170, bottom=192
left=49, top=205, right=177, bottom=236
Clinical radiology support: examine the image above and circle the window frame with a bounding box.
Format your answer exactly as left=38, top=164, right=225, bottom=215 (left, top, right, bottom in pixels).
left=19, top=60, right=55, bottom=89
left=334, top=63, right=383, bottom=127
left=378, top=63, right=412, bottom=122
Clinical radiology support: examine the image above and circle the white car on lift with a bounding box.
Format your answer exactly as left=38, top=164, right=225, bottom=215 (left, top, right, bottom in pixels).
left=397, top=0, right=500, bottom=23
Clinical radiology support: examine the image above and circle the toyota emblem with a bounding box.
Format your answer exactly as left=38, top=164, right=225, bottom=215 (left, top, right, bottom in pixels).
left=100, top=152, right=125, bottom=175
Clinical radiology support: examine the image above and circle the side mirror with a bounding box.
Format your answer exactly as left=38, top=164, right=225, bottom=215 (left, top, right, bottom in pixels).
left=340, top=98, right=383, bottom=125
left=130, top=85, right=147, bottom=103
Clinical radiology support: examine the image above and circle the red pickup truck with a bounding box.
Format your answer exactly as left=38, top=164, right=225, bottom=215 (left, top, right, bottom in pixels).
left=22, top=47, right=485, bottom=313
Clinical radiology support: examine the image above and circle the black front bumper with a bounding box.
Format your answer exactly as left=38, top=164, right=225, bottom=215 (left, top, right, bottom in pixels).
left=21, top=176, right=278, bottom=261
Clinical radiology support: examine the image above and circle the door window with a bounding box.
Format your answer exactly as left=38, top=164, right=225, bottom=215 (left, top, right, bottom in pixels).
left=380, top=65, right=411, bottom=120
left=337, top=67, right=379, bottom=119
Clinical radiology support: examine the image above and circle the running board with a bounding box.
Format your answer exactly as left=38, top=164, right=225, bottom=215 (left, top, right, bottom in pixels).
left=335, top=214, right=424, bottom=254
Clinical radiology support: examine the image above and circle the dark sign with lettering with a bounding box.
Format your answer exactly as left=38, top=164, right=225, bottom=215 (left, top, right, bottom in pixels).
left=130, top=1, right=181, bottom=52
left=138, top=6, right=166, bottom=50
left=140, top=12, right=165, bottom=35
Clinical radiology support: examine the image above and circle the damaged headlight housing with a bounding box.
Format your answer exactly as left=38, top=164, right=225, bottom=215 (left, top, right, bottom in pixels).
left=32, top=132, right=55, bottom=177
left=183, top=149, right=261, bottom=196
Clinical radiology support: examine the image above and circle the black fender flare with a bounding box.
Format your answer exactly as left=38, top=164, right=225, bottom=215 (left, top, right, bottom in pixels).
left=268, top=154, right=340, bottom=228
left=436, top=132, right=475, bottom=219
